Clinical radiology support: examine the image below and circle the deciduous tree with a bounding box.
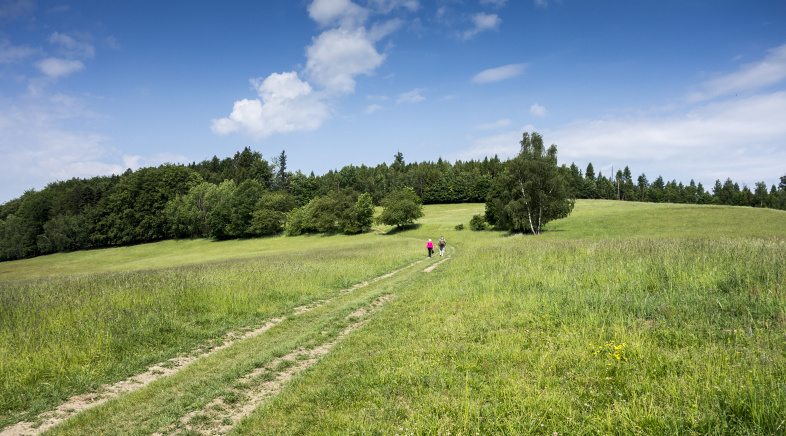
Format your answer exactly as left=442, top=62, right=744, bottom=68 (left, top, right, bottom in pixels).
left=376, top=187, right=424, bottom=230
left=484, top=132, right=574, bottom=234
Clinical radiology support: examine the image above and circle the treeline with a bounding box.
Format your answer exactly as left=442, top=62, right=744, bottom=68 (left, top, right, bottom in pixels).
left=566, top=162, right=786, bottom=208
left=1, top=146, right=785, bottom=261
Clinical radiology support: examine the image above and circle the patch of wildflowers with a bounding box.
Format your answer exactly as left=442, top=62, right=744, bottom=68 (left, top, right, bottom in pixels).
left=592, top=341, right=628, bottom=362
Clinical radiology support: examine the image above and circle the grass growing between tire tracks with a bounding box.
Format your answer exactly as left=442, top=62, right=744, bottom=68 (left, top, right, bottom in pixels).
left=0, top=234, right=424, bottom=428
left=43, top=265, right=422, bottom=435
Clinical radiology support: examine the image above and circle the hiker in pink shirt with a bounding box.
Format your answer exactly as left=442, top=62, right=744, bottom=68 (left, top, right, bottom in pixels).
left=427, top=239, right=434, bottom=258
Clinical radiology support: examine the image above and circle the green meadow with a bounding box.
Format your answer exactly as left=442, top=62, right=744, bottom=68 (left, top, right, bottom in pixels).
left=1, top=200, right=785, bottom=435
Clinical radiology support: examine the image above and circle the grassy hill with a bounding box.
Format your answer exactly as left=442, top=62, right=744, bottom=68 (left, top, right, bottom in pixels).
left=1, top=200, right=785, bottom=435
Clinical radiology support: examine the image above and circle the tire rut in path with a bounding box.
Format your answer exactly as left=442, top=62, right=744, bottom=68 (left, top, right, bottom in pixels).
left=1, top=259, right=426, bottom=436
left=423, top=245, right=454, bottom=273
left=160, top=294, right=395, bottom=436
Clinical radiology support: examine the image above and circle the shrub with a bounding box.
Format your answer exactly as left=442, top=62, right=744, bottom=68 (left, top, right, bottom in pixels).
left=469, top=214, right=488, bottom=231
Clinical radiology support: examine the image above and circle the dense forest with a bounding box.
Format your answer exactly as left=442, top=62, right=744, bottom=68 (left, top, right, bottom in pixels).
left=1, top=145, right=785, bottom=261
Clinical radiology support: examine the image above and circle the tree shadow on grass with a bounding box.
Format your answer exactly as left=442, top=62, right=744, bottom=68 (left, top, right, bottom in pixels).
left=377, top=223, right=422, bottom=235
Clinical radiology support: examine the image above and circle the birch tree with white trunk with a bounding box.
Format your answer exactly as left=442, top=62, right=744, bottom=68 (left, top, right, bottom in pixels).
left=484, top=132, right=574, bottom=234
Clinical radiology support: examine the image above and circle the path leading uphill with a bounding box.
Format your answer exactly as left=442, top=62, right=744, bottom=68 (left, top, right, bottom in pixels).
left=2, top=251, right=452, bottom=436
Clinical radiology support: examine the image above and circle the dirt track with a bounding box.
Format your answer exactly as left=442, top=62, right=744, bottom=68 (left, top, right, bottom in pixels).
left=2, top=254, right=450, bottom=436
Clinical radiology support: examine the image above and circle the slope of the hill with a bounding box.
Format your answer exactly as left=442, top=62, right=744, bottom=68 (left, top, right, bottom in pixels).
left=2, top=201, right=785, bottom=435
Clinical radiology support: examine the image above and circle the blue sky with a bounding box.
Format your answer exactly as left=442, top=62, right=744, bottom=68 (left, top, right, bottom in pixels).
left=1, top=0, right=786, bottom=203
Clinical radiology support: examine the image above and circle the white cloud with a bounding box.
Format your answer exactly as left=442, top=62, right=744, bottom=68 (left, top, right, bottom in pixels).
left=453, top=90, right=786, bottom=187
left=308, top=0, right=369, bottom=28
left=366, top=103, right=383, bottom=114
left=472, top=63, right=526, bottom=83
left=530, top=103, right=547, bottom=117
left=550, top=91, right=786, bottom=186
left=211, top=71, right=330, bottom=138
left=36, top=57, right=85, bottom=77
left=49, top=32, right=94, bottom=59
left=32, top=33, right=94, bottom=79
left=252, top=71, right=313, bottom=101
left=0, top=96, right=124, bottom=202
left=687, top=43, right=786, bottom=102
left=215, top=0, right=396, bottom=141
left=477, top=118, right=511, bottom=130
left=396, top=88, right=425, bottom=103
left=463, top=12, right=501, bottom=40
left=369, top=18, right=404, bottom=41
left=0, top=39, right=37, bottom=63
left=305, top=27, right=386, bottom=94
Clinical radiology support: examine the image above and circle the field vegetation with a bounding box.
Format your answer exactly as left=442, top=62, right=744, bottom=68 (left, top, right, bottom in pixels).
left=1, top=200, right=785, bottom=435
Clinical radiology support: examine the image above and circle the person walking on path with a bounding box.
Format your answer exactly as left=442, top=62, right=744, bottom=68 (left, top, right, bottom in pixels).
left=438, top=236, right=446, bottom=256
left=427, top=239, right=434, bottom=258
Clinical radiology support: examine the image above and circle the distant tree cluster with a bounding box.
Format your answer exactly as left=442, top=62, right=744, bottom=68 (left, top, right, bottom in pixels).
left=2, top=139, right=785, bottom=261
left=563, top=162, right=786, bottom=209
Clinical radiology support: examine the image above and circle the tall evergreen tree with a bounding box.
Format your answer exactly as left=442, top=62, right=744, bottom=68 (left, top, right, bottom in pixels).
left=585, top=163, right=595, bottom=181
left=273, top=150, right=290, bottom=192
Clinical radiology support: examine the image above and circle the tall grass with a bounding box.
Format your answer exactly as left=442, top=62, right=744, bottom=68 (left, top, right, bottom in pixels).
left=0, top=234, right=422, bottom=427
left=3, top=201, right=786, bottom=434
left=0, top=232, right=407, bottom=282
left=233, top=203, right=786, bottom=435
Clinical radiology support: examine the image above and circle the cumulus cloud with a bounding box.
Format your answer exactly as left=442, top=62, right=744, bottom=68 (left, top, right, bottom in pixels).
left=211, top=71, right=330, bottom=138
left=305, top=27, right=386, bottom=94
left=687, top=43, right=786, bottom=102
left=36, top=57, right=85, bottom=77
left=396, top=88, right=425, bottom=103
left=530, top=103, right=547, bottom=117
left=214, top=0, right=398, bottom=141
left=471, top=63, right=526, bottom=83
left=308, top=0, right=369, bottom=28
left=463, top=12, right=501, bottom=39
